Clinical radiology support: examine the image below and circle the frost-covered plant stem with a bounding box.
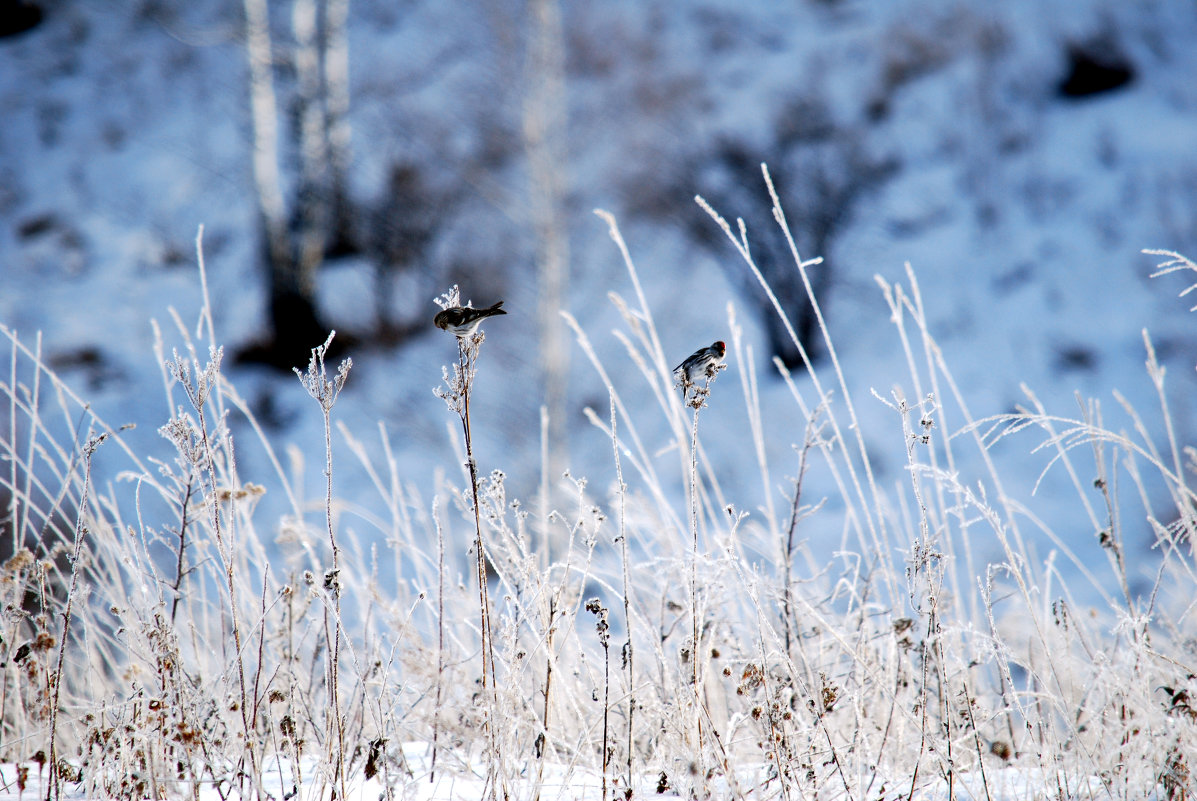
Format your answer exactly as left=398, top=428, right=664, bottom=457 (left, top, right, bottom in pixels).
left=431, top=497, right=446, bottom=781
left=533, top=596, right=556, bottom=801
left=434, top=312, right=503, bottom=798
left=168, top=475, right=196, bottom=626
left=682, top=371, right=720, bottom=760
left=456, top=342, right=502, bottom=780
left=432, top=284, right=506, bottom=797
left=687, top=396, right=704, bottom=754
left=295, top=331, right=352, bottom=799
left=585, top=598, right=612, bottom=801
left=888, top=390, right=966, bottom=801
left=46, top=433, right=104, bottom=801
left=166, top=345, right=259, bottom=786
left=610, top=396, right=636, bottom=790
left=780, top=409, right=821, bottom=657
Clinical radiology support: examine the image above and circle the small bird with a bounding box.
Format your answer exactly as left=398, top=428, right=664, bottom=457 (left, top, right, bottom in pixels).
left=673, top=340, right=726, bottom=388
left=434, top=301, right=507, bottom=337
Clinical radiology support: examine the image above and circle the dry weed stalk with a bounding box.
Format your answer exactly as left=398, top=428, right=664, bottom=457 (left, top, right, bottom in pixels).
left=45, top=432, right=104, bottom=801
left=294, top=330, right=352, bottom=798
left=609, top=396, right=637, bottom=794
left=678, top=349, right=726, bottom=764
left=164, top=345, right=269, bottom=789
left=433, top=286, right=505, bottom=800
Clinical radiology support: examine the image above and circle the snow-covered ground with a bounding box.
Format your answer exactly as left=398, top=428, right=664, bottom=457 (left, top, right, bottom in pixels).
left=2, top=1, right=1196, bottom=798
left=0, top=757, right=1125, bottom=801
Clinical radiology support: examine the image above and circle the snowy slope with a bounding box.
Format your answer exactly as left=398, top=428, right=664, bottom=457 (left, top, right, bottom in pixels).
left=2, top=0, right=1196, bottom=620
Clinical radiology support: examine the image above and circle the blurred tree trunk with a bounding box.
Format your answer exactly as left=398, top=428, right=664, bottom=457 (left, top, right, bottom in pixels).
left=323, top=0, right=356, bottom=256
left=293, top=0, right=331, bottom=278
left=294, top=0, right=356, bottom=263
left=243, top=0, right=292, bottom=295
left=524, top=0, right=569, bottom=492
left=242, top=0, right=354, bottom=368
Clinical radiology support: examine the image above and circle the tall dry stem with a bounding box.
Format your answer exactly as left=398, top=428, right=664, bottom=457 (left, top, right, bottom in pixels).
left=433, top=286, right=504, bottom=800
left=294, top=330, right=352, bottom=798
left=45, top=432, right=104, bottom=801
left=678, top=357, right=725, bottom=762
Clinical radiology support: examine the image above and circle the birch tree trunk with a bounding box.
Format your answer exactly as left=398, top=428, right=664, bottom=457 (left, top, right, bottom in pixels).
left=241, top=0, right=334, bottom=366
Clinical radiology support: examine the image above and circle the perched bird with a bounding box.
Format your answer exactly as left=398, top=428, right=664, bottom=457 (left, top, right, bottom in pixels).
left=434, top=301, right=507, bottom=337
left=673, top=340, right=726, bottom=388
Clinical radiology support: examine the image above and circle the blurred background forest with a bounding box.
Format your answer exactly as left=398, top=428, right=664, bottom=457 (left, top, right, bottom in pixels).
left=2, top=0, right=1197, bottom=573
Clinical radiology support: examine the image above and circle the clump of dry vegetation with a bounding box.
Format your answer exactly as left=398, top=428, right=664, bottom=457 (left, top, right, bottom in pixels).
left=1, top=201, right=1194, bottom=801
